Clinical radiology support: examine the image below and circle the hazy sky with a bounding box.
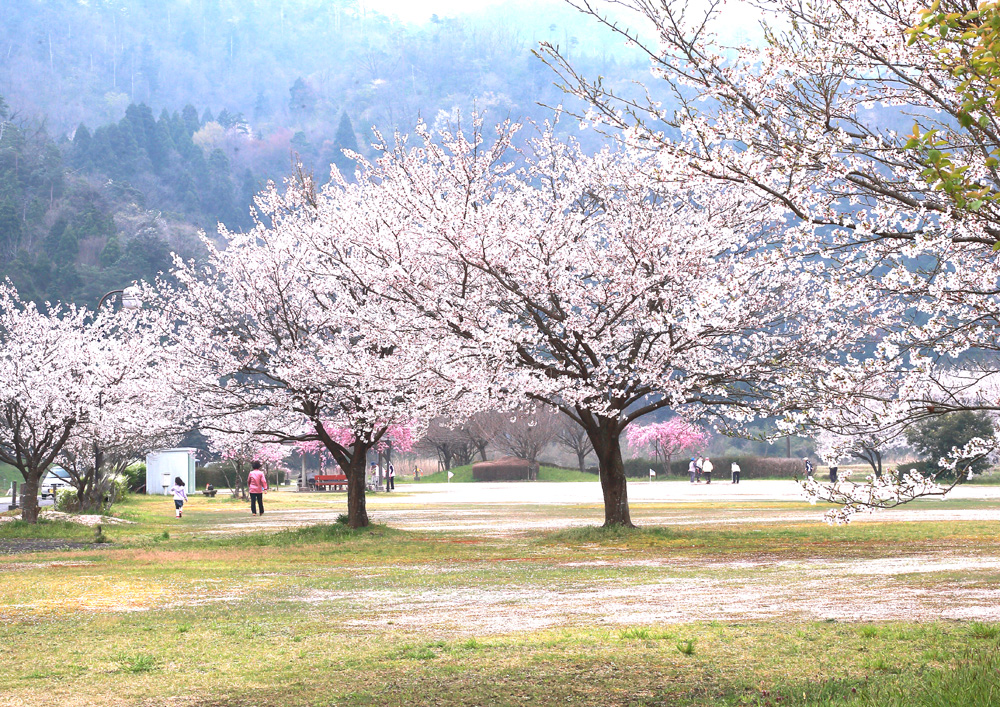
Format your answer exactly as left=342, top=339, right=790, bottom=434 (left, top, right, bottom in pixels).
left=364, top=0, right=763, bottom=44
left=365, top=0, right=511, bottom=22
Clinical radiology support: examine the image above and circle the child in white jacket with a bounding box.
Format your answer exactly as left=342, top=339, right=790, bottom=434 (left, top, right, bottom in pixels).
left=170, top=477, right=188, bottom=518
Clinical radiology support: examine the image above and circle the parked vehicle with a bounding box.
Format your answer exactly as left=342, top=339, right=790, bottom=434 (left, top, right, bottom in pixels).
left=40, top=467, right=72, bottom=499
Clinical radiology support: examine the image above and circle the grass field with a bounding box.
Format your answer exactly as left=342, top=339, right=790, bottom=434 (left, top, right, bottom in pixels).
left=2, top=490, right=1000, bottom=706
left=0, top=462, right=19, bottom=490
left=401, top=463, right=597, bottom=484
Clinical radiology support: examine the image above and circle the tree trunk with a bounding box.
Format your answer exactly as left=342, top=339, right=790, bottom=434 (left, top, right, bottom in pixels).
left=577, top=449, right=586, bottom=474
left=343, top=455, right=369, bottom=528
left=20, top=474, right=41, bottom=523
left=476, top=442, right=488, bottom=462
left=584, top=417, right=633, bottom=528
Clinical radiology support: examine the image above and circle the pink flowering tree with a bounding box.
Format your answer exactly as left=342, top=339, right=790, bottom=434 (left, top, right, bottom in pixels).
left=57, top=327, right=187, bottom=513
left=154, top=172, right=459, bottom=528
left=542, top=0, right=1000, bottom=518
left=627, top=419, right=708, bottom=477
left=307, top=120, right=858, bottom=526
left=294, top=422, right=415, bottom=485
left=203, top=411, right=292, bottom=497
left=0, top=285, right=175, bottom=522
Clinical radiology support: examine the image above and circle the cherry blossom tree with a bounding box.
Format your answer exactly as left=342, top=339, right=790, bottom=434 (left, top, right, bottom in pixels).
left=627, top=418, right=708, bottom=476
left=542, top=0, right=1000, bottom=516
left=155, top=173, right=459, bottom=528
left=203, top=410, right=292, bottom=498
left=57, top=335, right=186, bottom=513
left=308, top=120, right=856, bottom=526
left=0, top=285, right=161, bottom=522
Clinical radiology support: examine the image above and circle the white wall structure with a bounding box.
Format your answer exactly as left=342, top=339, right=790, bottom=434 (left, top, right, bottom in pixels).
left=146, top=448, right=197, bottom=495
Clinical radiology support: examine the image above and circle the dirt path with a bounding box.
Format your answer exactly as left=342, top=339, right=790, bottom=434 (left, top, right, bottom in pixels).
left=299, top=550, right=1000, bottom=634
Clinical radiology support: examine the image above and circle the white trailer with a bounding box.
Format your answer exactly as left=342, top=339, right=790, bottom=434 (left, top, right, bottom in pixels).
left=146, top=448, right=197, bottom=495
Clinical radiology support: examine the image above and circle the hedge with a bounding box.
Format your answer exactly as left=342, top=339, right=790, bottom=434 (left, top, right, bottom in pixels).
left=473, top=456, right=539, bottom=481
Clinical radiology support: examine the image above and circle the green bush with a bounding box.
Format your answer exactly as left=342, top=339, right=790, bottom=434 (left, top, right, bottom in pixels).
left=55, top=487, right=79, bottom=512
left=123, top=463, right=145, bottom=493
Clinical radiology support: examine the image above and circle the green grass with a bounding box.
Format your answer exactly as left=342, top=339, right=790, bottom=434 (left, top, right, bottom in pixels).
left=399, top=463, right=597, bottom=484
left=0, top=462, right=19, bottom=491
left=3, top=494, right=1000, bottom=705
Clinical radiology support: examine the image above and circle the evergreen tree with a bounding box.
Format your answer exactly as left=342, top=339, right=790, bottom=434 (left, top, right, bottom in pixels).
left=71, top=124, right=92, bottom=169
left=181, top=104, right=200, bottom=135
left=0, top=200, right=22, bottom=262
left=201, top=108, right=214, bottom=125
left=330, top=112, right=360, bottom=174
left=99, top=233, right=123, bottom=266
left=906, top=411, right=997, bottom=477
left=288, top=77, right=316, bottom=115
left=253, top=91, right=269, bottom=120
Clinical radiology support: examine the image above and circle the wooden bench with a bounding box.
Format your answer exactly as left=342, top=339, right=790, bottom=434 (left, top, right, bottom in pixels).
left=313, top=474, right=348, bottom=491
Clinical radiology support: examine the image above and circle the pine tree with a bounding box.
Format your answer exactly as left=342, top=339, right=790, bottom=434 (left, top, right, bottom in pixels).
left=71, top=124, right=92, bottom=169
left=330, top=112, right=360, bottom=174
left=181, top=105, right=200, bottom=135
left=99, top=233, right=122, bottom=267
left=288, top=77, right=316, bottom=115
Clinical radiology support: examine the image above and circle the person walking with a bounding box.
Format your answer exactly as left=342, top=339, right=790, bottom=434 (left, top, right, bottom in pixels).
left=695, top=456, right=704, bottom=483
left=386, top=462, right=395, bottom=491
left=688, top=457, right=697, bottom=483
left=804, top=458, right=814, bottom=481
left=731, top=461, right=741, bottom=484
left=702, top=457, right=714, bottom=484
left=829, top=464, right=838, bottom=483
left=248, top=461, right=268, bottom=516
left=170, top=476, right=188, bottom=518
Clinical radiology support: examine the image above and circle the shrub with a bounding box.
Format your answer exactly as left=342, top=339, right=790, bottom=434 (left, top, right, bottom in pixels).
left=55, top=487, right=79, bottom=512
left=905, top=411, right=996, bottom=478
left=472, top=456, right=539, bottom=481
left=122, top=463, right=146, bottom=493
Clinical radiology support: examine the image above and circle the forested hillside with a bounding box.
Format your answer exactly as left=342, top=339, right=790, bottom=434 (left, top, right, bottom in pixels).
left=0, top=0, right=646, bottom=307
left=0, top=0, right=637, bottom=138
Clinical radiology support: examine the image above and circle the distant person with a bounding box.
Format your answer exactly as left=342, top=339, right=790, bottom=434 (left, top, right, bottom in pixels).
left=688, top=458, right=697, bottom=484
left=829, top=464, right=838, bottom=483
left=414, top=466, right=421, bottom=481
left=702, top=457, right=714, bottom=484
left=170, top=476, right=188, bottom=518
left=248, top=461, right=268, bottom=516
left=386, top=462, right=395, bottom=491
left=695, top=456, right=704, bottom=483
left=731, top=461, right=741, bottom=484
left=804, top=458, right=814, bottom=481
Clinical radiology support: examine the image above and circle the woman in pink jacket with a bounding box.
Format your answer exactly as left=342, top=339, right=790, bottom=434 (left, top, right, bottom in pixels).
left=247, top=461, right=268, bottom=516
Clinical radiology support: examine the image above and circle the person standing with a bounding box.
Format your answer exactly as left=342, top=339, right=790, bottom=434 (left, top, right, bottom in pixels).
left=248, top=461, right=268, bottom=516
left=731, top=461, right=741, bottom=484
left=386, top=462, right=395, bottom=491
left=688, top=458, right=697, bottom=483
left=702, top=457, right=714, bottom=484
left=804, top=458, right=814, bottom=481
left=170, top=477, right=188, bottom=518
left=829, top=464, right=838, bottom=483
left=695, top=456, right=704, bottom=483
